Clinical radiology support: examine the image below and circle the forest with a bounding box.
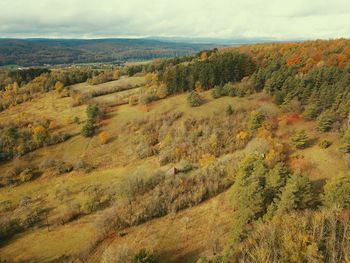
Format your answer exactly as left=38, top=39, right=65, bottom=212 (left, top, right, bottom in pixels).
left=0, top=38, right=216, bottom=66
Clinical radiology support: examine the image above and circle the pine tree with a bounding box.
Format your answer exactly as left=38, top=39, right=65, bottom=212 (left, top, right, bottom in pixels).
left=316, top=111, right=334, bottom=132
left=323, top=173, right=350, bottom=208
left=273, top=171, right=313, bottom=215
left=230, top=156, right=267, bottom=242
left=340, top=129, right=350, bottom=153
left=81, top=119, right=95, bottom=137
left=187, top=91, right=203, bottom=107
left=290, top=130, right=309, bottom=149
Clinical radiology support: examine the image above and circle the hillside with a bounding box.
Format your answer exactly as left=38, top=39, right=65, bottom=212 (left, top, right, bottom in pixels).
left=0, top=39, right=350, bottom=263
left=0, top=38, right=217, bottom=67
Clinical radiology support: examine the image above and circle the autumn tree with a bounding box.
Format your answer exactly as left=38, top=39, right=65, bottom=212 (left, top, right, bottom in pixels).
left=33, top=125, right=49, bottom=145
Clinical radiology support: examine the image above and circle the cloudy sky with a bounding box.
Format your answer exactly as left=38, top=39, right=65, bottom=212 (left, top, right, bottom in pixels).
left=0, top=0, right=349, bottom=40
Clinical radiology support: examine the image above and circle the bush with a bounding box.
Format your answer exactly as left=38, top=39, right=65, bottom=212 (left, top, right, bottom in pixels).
left=318, top=139, right=332, bottom=149
left=86, top=104, right=103, bottom=121
left=222, top=83, right=236, bottom=96
left=226, top=105, right=233, bottom=116
left=101, top=244, right=132, bottom=263
left=248, top=111, right=265, bottom=130
left=187, top=91, right=203, bottom=107
left=73, top=116, right=80, bottom=124
left=132, top=249, right=156, bottom=263
left=99, top=131, right=108, bottom=144
left=81, top=119, right=95, bottom=137
left=211, top=86, right=223, bottom=99
left=323, top=173, right=350, bottom=208
left=74, top=160, right=92, bottom=172
left=156, top=84, right=168, bottom=99
left=19, top=168, right=34, bottom=183
left=290, top=130, right=309, bottom=149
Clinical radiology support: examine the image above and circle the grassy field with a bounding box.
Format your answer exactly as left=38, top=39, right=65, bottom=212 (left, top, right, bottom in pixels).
left=0, top=76, right=348, bottom=262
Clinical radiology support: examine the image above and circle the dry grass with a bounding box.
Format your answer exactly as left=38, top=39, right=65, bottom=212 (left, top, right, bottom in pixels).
left=0, top=79, right=347, bottom=262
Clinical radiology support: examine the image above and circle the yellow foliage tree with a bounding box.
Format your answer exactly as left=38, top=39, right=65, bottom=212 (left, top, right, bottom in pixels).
left=33, top=125, right=49, bottom=145
left=200, top=52, right=208, bottom=60
left=156, top=83, right=168, bottom=99
left=195, top=81, right=204, bottom=92
left=99, top=131, right=108, bottom=144
left=54, top=81, right=64, bottom=93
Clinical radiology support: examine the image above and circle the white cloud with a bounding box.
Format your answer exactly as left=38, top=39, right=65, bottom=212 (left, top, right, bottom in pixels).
left=0, top=0, right=349, bottom=39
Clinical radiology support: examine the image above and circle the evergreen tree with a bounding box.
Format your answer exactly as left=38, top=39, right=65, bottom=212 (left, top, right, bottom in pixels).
left=86, top=104, right=102, bottom=121
left=323, top=173, right=350, bottom=208
left=340, top=129, right=350, bottom=153
left=187, top=91, right=203, bottom=107
left=230, top=156, right=267, bottom=242
left=273, top=171, right=313, bottom=215
left=266, top=162, right=290, bottom=201
left=290, top=130, right=309, bottom=149
left=316, top=111, right=334, bottom=132
left=81, top=119, right=95, bottom=137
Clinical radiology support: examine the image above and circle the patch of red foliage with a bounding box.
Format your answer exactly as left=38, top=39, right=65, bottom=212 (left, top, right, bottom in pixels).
left=258, top=96, right=271, bottom=102
left=279, top=113, right=303, bottom=125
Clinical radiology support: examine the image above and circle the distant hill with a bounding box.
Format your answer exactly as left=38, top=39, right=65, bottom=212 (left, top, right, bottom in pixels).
left=0, top=38, right=218, bottom=67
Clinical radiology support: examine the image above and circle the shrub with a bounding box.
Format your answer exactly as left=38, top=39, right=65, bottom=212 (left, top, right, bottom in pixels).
left=211, top=86, right=223, bottom=99
left=187, top=91, right=203, bottom=107
left=319, top=139, right=332, bottom=149
left=156, top=84, right=168, bottom=99
left=101, top=244, right=132, bottom=263
left=290, top=130, right=309, bottom=149
left=129, top=95, right=139, bottom=106
left=222, top=83, right=236, bottom=96
left=323, top=173, right=350, bottom=208
left=226, top=105, right=233, bottom=116
left=81, top=119, right=95, bottom=137
left=32, top=125, right=49, bottom=145
left=248, top=111, right=265, bottom=130
left=99, top=131, right=108, bottom=144
left=19, top=168, right=34, bottom=183
left=86, top=104, right=103, bottom=121
left=58, top=202, right=81, bottom=225
left=74, top=160, right=92, bottom=172
left=73, top=116, right=80, bottom=124
left=132, top=249, right=156, bottom=263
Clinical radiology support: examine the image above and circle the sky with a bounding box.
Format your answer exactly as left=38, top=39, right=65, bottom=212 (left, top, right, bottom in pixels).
left=0, top=0, right=349, bottom=40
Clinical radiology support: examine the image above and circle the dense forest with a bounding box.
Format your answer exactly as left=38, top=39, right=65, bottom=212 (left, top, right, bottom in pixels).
left=0, top=38, right=217, bottom=66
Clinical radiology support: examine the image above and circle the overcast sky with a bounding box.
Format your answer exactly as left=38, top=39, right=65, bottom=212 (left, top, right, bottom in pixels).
left=0, top=0, right=349, bottom=40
